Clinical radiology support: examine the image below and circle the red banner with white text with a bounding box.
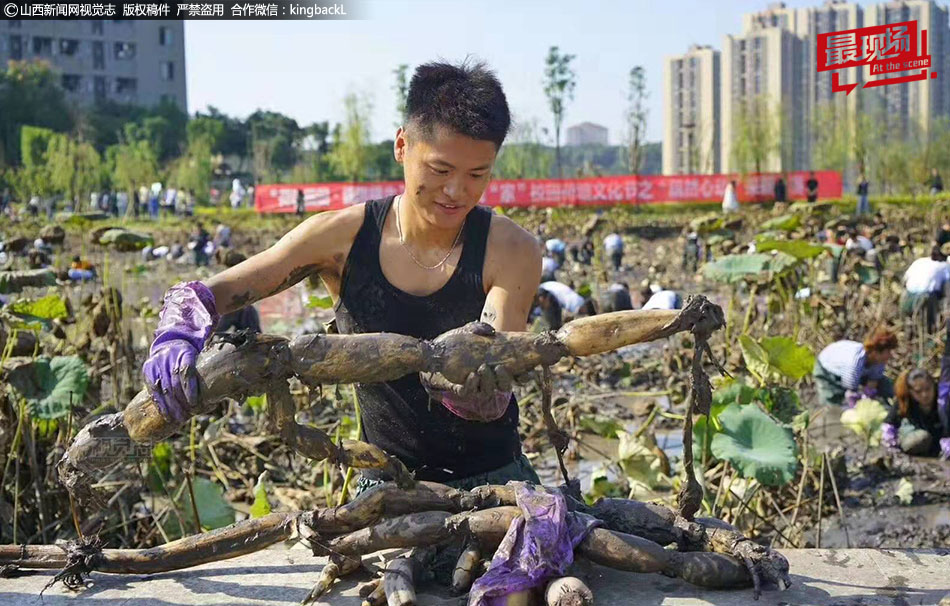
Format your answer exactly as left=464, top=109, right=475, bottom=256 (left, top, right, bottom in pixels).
left=254, top=171, right=842, bottom=213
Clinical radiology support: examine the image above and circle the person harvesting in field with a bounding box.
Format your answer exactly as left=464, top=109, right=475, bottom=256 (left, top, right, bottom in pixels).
left=813, top=328, right=898, bottom=407
left=142, top=60, right=543, bottom=492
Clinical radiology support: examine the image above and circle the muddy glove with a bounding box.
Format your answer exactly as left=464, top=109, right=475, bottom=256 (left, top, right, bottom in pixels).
left=881, top=422, right=899, bottom=450
left=142, top=281, right=219, bottom=424
left=420, top=321, right=527, bottom=423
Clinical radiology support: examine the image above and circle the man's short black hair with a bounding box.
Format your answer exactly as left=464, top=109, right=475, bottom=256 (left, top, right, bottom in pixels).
left=406, top=59, right=511, bottom=148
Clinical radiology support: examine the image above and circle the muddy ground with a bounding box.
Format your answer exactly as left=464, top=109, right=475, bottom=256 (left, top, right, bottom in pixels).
left=2, top=203, right=948, bottom=552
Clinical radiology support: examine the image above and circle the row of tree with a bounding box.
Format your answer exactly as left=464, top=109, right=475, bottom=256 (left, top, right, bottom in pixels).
left=0, top=51, right=655, bottom=207
left=725, top=92, right=950, bottom=195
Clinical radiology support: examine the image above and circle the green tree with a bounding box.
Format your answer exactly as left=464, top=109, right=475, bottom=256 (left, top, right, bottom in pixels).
left=811, top=100, right=851, bottom=174
left=494, top=118, right=554, bottom=179
left=624, top=66, right=648, bottom=174
left=368, top=140, right=401, bottom=181
left=147, top=98, right=188, bottom=161
left=47, top=134, right=103, bottom=209
left=393, top=64, right=410, bottom=128
left=543, top=46, right=576, bottom=179
left=851, top=107, right=884, bottom=179
left=196, top=106, right=249, bottom=158
left=113, top=138, right=159, bottom=204
left=248, top=110, right=302, bottom=182
left=187, top=116, right=225, bottom=153
left=731, top=95, right=779, bottom=176
left=171, top=124, right=215, bottom=204
left=0, top=60, right=73, bottom=167
left=9, top=125, right=57, bottom=200
left=328, top=92, right=373, bottom=182
left=171, top=138, right=213, bottom=204
left=913, top=116, right=950, bottom=190
left=20, top=125, right=56, bottom=169
left=76, top=100, right=146, bottom=153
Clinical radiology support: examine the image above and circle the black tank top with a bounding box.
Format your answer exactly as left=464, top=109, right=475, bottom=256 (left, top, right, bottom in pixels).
left=334, top=196, right=522, bottom=482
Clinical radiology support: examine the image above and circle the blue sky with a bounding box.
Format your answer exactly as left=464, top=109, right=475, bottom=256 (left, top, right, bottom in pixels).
left=184, top=0, right=866, bottom=145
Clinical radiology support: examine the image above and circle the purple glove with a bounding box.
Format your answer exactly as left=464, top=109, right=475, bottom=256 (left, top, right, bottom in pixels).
left=844, top=390, right=861, bottom=409
left=143, top=281, right=219, bottom=424
left=940, top=437, right=950, bottom=460
left=420, top=322, right=517, bottom=423
left=881, top=422, right=900, bottom=450
left=439, top=391, right=513, bottom=423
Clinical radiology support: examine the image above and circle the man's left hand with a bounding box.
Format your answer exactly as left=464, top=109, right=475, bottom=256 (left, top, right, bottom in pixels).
left=421, top=321, right=515, bottom=400
left=421, top=321, right=533, bottom=422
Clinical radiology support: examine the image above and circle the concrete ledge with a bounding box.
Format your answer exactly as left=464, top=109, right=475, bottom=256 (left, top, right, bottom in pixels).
left=2, top=545, right=948, bottom=605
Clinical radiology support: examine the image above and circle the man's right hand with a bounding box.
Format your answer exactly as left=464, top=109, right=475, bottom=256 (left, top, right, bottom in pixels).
left=144, top=339, right=200, bottom=425
left=142, top=281, right=218, bottom=424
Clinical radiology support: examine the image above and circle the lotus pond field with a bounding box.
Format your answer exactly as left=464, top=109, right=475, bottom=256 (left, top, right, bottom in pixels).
left=0, top=200, right=948, bottom=602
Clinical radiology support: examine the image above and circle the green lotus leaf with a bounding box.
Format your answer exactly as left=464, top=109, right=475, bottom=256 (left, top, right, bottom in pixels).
left=703, top=252, right=799, bottom=284
left=579, top=415, right=625, bottom=439
left=760, top=214, right=802, bottom=232
left=181, top=477, right=235, bottom=532
left=713, top=378, right=756, bottom=408
left=702, top=254, right=772, bottom=284
left=8, top=356, right=89, bottom=420
left=711, top=404, right=799, bottom=486
left=740, top=335, right=815, bottom=381
left=755, top=238, right=828, bottom=260
left=8, top=294, right=69, bottom=329
left=689, top=215, right=724, bottom=234
left=617, top=432, right=671, bottom=493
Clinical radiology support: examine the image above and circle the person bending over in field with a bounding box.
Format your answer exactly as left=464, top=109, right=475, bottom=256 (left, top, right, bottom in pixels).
left=813, top=328, right=897, bottom=407
left=142, top=60, right=543, bottom=493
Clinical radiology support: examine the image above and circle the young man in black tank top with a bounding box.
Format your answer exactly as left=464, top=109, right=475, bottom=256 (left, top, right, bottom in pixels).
left=143, top=60, right=543, bottom=490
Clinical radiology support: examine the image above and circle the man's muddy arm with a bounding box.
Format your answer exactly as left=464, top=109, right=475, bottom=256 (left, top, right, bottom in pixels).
left=204, top=206, right=362, bottom=315
left=480, top=217, right=543, bottom=333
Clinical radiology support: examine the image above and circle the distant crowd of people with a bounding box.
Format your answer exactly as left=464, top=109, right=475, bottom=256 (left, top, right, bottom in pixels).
left=807, top=215, right=950, bottom=460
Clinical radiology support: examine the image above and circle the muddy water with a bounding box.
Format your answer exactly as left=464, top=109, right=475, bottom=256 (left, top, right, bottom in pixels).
left=818, top=502, right=950, bottom=549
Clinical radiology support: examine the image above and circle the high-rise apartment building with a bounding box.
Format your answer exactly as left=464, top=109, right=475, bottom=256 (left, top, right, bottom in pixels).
left=864, top=0, right=950, bottom=137
left=799, top=1, right=864, bottom=165
left=721, top=24, right=805, bottom=172
left=664, top=1, right=947, bottom=177
left=662, top=44, right=721, bottom=175
left=0, top=20, right=186, bottom=109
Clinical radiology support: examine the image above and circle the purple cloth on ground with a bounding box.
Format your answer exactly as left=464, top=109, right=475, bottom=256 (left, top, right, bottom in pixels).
left=468, top=483, right=600, bottom=606
left=940, top=437, right=950, bottom=460
left=142, top=281, right=219, bottom=424
left=881, top=422, right=899, bottom=450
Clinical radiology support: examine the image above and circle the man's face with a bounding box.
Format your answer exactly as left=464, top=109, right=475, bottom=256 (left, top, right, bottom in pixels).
left=395, top=124, right=497, bottom=229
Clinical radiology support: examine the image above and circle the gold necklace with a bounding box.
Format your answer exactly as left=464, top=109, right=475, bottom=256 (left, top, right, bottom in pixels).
left=395, top=195, right=464, bottom=271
